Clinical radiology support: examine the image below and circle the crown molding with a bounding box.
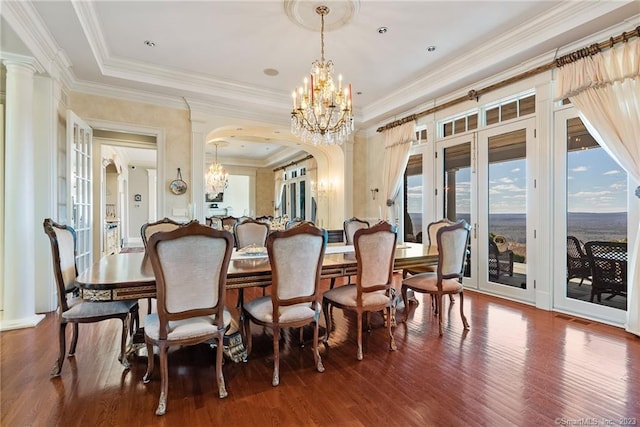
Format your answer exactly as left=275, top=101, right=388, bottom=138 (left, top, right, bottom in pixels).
left=360, top=0, right=636, bottom=126
left=1, top=1, right=60, bottom=75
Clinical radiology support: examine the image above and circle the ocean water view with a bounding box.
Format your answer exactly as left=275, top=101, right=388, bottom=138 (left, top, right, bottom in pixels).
left=407, top=212, right=627, bottom=246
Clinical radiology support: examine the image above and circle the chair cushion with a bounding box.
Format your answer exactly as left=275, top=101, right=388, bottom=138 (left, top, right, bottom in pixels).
left=244, top=296, right=315, bottom=324
left=62, top=300, right=136, bottom=320
left=323, top=284, right=390, bottom=308
left=144, top=308, right=231, bottom=341
left=403, top=273, right=463, bottom=293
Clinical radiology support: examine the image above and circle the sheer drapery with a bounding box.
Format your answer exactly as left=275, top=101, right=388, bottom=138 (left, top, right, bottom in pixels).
left=274, top=171, right=285, bottom=214
left=556, top=38, right=640, bottom=335
left=381, top=122, right=415, bottom=222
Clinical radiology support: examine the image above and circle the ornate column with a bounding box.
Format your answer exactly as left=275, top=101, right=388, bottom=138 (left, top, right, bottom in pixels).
left=1, top=61, right=45, bottom=330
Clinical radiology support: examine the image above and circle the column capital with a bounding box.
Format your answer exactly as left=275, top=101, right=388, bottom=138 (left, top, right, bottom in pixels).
left=1, top=53, right=44, bottom=74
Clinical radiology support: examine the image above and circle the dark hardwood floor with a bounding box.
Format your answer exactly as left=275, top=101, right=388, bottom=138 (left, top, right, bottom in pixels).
left=2, top=275, right=640, bottom=426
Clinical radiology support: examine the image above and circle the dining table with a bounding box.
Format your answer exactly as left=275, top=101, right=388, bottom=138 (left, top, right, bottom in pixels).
left=75, top=242, right=438, bottom=362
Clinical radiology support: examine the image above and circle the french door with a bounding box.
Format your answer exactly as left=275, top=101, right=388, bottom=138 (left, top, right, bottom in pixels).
left=435, top=134, right=476, bottom=289
left=436, top=117, right=536, bottom=302
left=552, top=107, right=627, bottom=325
left=67, top=110, right=93, bottom=274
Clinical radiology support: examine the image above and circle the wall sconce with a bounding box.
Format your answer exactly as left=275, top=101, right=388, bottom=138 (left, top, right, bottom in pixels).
left=313, top=180, right=334, bottom=200
left=370, top=188, right=379, bottom=200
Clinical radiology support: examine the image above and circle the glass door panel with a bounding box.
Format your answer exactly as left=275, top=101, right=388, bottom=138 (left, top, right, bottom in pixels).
left=443, top=142, right=472, bottom=279
left=404, top=154, right=423, bottom=242
left=478, top=118, right=534, bottom=302
left=437, top=135, right=476, bottom=287
left=554, top=108, right=628, bottom=324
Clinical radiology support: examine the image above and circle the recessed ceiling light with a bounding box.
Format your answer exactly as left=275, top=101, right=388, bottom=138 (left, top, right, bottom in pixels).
left=427, top=45, right=436, bottom=52
left=144, top=40, right=156, bottom=47
left=263, top=68, right=279, bottom=76
left=377, top=27, right=388, bottom=34
left=356, top=91, right=363, bottom=95
left=236, top=128, right=243, bottom=131
left=273, top=130, right=281, bottom=134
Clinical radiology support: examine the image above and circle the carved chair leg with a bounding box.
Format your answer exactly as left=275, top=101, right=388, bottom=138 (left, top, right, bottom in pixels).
left=243, top=313, right=253, bottom=357
left=322, top=300, right=332, bottom=344
left=401, top=285, right=410, bottom=322
left=236, top=289, right=244, bottom=309
left=272, top=326, right=280, bottom=386
left=215, top=335, right=228, bottom=398
left=156, top=343, right=169, bottom=415
left=436, top=295, right=444, bottom=336
left=118, top=316, right=130, bottom=369
left=313, top=320, right=324, bottom=373
left=459, top=292, right=470, bottom=330
left=356, top=312, right=363, bottom=361
left=51, top=322, right=67, bottom=377
left=143, top=342, right=154, bottom=383
left=69, top=323, right=79, bottom=356
left=387, top=306, right=397, bottom=351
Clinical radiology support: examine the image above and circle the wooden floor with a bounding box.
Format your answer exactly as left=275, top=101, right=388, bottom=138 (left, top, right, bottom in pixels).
left=3, top=276, right=640, bottom=426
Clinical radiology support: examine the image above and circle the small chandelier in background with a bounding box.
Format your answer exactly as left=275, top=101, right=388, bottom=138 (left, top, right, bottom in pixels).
left=291, top=5, right=353, bottom=146
left=205, top=142, right=229, bottom=194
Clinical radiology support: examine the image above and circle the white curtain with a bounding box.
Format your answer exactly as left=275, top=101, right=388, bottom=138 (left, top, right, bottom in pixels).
left=556, top=38, right=640, bottom=335
left=381, top=121, right=415, bottom=222
left=273, top=171, right=285, bottom=214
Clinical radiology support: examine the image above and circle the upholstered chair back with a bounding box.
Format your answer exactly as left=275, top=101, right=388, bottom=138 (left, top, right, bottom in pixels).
left=147, top=223, right=233, bottom=331
left=437, top=221, right=471, bottom=278
left=43, top=219, right=78, bottom=311
left=142, top=218, right=195, bottom=249
left=427, top=218, right=454, bottom=247
left=344, top=217, right=370, bottom=245
left=354, top=221, right=396, bottom=290
left=235, top=219, right=269, bottom=249
left=269, top=223, right=326, bottom=305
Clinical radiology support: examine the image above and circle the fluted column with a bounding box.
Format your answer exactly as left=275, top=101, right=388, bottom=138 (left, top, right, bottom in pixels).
left=1, top=61, right=45, bottom=330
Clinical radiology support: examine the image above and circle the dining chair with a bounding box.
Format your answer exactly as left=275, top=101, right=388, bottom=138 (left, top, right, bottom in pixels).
left=343, top=217, right=370, bottom=245
left=284, top=217, right=311, bottom=229
left=567, top=235, right=591, bottom=286
left=322, top=221, right=398, bottom=361
left=234, top=218, right=271, bottom=308
left=402, top=218, right=456, bottom=303
left=242, top=222, right=326, bottom=386
left=143, top=222, right=234, bottom=415
left=329, top=217, right=371, bottom=290
left=584, top=240, right=627, bottom=303
left=141, top=217, right=197, bottom=314
left=401, top=220, right=471, bottom=336
left=43, top=218, right=139, bottom=377
left=220, top=215, right=238, bottom=231
left=234, top=218, right=270, bottom=249
left=206, top=216, right=223, bottom=229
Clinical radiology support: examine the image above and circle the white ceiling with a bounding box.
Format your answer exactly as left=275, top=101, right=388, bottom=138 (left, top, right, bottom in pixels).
left=2, top=1, right=638, bottom=166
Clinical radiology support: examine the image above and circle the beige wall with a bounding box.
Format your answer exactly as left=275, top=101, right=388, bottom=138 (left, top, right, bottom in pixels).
left=256, top=168, right=275, bottom=217
left=69, top=92, right=190, bottom=219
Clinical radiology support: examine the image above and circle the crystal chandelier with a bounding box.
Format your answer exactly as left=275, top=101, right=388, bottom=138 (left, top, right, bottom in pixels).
left=205, top=143, right=229, bottom=194
left=291, top=5, right=353, bottom=146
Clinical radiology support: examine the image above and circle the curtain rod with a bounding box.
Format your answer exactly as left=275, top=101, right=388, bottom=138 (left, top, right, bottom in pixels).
left=273, top=154, right=314, bottom=172
left=376, top=25, right=640, bottom=133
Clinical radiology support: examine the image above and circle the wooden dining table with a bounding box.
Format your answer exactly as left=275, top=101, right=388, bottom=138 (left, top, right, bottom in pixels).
left=75, top=242, right=439, bottom=302
left=75, top=242, right=438, bottom=362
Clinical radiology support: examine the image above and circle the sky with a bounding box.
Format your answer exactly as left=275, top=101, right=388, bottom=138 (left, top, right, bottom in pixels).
left=406, top=145, right=627, bottom=215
